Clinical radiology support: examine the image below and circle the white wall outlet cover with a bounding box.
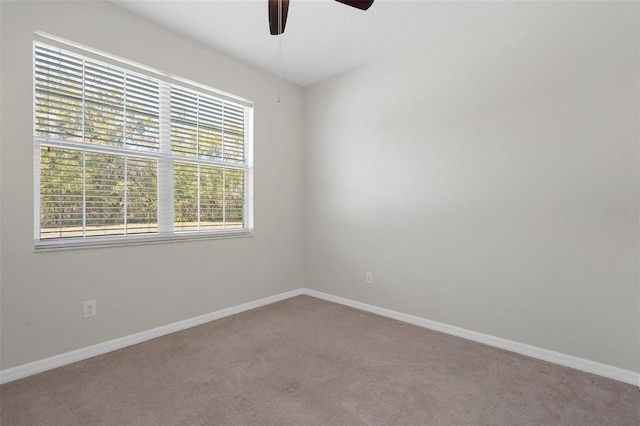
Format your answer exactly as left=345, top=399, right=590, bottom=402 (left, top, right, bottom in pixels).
left=83, top=300, right=96, bottom=318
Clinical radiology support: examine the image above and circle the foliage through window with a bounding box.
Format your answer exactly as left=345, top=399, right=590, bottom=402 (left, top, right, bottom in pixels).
left=34, top=40, right=253, bottom=248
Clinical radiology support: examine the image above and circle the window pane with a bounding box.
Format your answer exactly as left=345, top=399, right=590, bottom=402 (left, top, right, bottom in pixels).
left=224, top=168, right=244, bottom=229
left=222, top=104, right=245, bottom=164
left=85, top=152, right=125, bottom=236
left=127, top=157, right=158, bottom=234
left=125, top=74, right=160, bottom=152
left=40, top=147, right=83, bottom=239
left=198, top=96, right=224, bottom=161
left=199, top=165, right=223, bottom=230
left=170, top=88, right=198, bottom=158
left=35, top=46, right=84, bottom=142
left=35, top=45, right=160, bottom=152
left=198, top=122, right=223, bottom=161
left=84, top=62, right=125, bottom=147
left=173, top=162, right=199, bottom=231
left=170, top=86, right=244, bottom=163
left=173, top=163, right=245, bottom=232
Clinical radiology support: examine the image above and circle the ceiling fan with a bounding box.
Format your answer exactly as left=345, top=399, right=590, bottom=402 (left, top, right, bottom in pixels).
left=269, top=0, right=374, bottom=35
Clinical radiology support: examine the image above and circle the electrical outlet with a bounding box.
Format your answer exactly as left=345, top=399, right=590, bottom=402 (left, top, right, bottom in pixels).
left=365, top=272, right=373, bottom=284
left=83, top=300, right=96, bottom=318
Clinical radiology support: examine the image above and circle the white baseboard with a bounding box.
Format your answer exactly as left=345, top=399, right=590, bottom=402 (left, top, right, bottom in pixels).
left=2, top=287, right=638, bottom=388
left=301, top=288, right=640, bottom=388
left=0, top=288, right=304, bottom=385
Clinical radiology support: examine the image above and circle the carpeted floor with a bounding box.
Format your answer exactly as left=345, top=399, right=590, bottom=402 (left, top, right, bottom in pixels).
left=1, top=295, right=638, bottom=425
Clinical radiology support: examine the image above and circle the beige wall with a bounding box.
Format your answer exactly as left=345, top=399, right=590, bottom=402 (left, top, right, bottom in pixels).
left=304, top=1, right=640, bottom=372
left=0, top=1, right=305, bottom=369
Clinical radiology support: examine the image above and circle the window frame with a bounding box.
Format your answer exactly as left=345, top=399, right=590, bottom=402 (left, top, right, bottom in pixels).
left=33, top=33, right=254, bottom=251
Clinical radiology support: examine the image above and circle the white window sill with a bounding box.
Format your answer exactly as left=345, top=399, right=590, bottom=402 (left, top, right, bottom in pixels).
left=34, top=230, right=254, bottom=252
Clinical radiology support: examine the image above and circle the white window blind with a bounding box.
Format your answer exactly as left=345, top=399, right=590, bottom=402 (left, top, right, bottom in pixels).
left=34, top=40, right=253, bottom=249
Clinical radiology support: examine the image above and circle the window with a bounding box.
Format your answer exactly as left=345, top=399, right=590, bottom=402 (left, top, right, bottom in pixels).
left=34, top=38, right=253, bottom=249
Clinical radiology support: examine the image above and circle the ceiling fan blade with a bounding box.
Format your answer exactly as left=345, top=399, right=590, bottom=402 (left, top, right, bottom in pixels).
left=269, top=0, right=290, bottom=35
left=334, top=0, right=374, bottom=11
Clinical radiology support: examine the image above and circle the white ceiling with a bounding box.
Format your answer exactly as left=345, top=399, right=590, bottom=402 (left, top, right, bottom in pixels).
left=111, top=0, right=508, bottom=87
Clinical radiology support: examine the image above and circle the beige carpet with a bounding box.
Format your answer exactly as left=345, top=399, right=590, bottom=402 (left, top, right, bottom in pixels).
left=1, top=295, right=638, bottom=425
